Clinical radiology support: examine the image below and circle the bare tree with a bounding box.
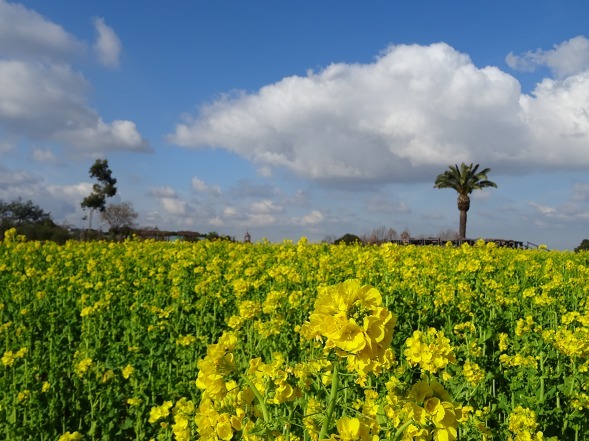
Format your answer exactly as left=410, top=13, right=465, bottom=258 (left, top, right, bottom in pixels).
left=362, top=226, right=398, bottom=244
left=100, top=202, right=138, bottom=234
left=437, top=228, right=460, bottom=241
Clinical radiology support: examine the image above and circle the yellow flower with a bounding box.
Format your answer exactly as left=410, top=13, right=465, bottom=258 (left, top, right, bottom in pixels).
left=335, top=416, right=371, bottom=441
left=75, top=358, right=93, bottom=377
left=122, top=364, right=134, bottom=379
left=42, top=381, right=51, bottom=392
left=301, top=280, right=396, bottom=376
left=58, top=431, right=83, bottom=441
left=216, top=413, right=233, bottom=440
left=127, top=397, right=142, bottom=406
left=176, top=334, right=196, bottom=346
left=508, top=406, right=543, bottom=441
left=1, top=350, right=15, bottom=367
left=101, top=369, right=114, bottom=383
left=404, top=328, right=455, bottom=373
left=17, top=389, right=30, bottom=402
left=462, top=360, right=485, bottom=386
left=148, top=400, right=173, bottom=423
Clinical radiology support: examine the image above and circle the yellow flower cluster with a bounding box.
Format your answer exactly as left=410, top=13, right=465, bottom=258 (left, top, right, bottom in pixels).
left=545, top=326, right=589, bottom=359
left=247, top=354, right=301, bottom=404
left=499, top=353, right=538, bottom=369
left=404, top=328, right=456, bottom=374
left=58, top=431, right=82, bottom=441
left=508, top=406, right=544, bottom=441
left=195, top=332, right=238, bottom=400
left=148, top=400, right=173, bottom=424
left=1, top=346, right=27, bottom=367
left=121, top=364, right=134, bottom=379
left=403, top=380, right=462, bottom=441
left=74, top=357, right=93, bottom=378
left=300, top=279, right=396, bottom=376
left=462, top=360, right=485, bottom=386
left=327, top=416, right=373, bottom=441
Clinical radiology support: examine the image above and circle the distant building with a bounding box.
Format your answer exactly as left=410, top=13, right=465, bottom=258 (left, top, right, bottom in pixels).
left=244, top=231, right=251, bottom=243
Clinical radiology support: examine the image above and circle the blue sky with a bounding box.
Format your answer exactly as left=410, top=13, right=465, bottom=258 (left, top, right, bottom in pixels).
left=2, top=0, right=589, bottom=249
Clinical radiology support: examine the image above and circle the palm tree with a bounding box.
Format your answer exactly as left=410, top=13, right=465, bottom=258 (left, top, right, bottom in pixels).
left=434, top=163, right=497, bottom=239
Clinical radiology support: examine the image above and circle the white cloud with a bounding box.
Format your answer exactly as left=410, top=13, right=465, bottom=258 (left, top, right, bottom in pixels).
left=192, top=177, right=222, bottom=196
left=572, top=182, right=589, bottom=201
left=31, top=147, right=58, bottom=164
left=167, top=42, right=522, bottom=183
left=169, top=40, right=589, bottom=186
left=161, top=198, right=186, bottom=215
left=0, top=0, right=83, bottom=61
left=47, top=182, right=92, bottom=200
left=0, top=4, right=148, bottom=155
left=93, top=17, right=121, bottom=68
left=250, top=199, right=284, bottom=214
left=148, top=186, right=178, bottom=199
left=365, top=194, right=411, bottom=214
left=0, top=59, right=149, bottom=153
left=295, top=210, right=324, bottom=226
left=0, top=164, right=40, bottom=189
left=244, top=213, right=277, bottom=227
left=506, top=36, right=589, bottom=78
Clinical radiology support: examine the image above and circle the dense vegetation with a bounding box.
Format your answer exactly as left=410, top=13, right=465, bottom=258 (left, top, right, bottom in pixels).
left=1, top=231, right=589, bottom=440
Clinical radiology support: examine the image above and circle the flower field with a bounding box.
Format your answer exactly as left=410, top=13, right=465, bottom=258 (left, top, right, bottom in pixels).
left=1, top=229, right=589, bottom=440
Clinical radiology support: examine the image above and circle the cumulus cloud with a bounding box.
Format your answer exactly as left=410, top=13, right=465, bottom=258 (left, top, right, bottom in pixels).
left=294, top=210, right=324, bottom=226
left=0, top=164, right=40, bottom=189
left=192, top=177, right=222, bottom=196
left=365, top=194, right=411, bottom=214
left=169, top=40, right=589, bottom=186
left=161, top=198, right=187, bottom=215
left=0, top=60, right=149, bottom=152
left=31, top=147, right=58, bottom=164
left=572, top=182, right=589, bottom=201
left=0, top=3, right=148, bottom=154
left=147, top=186, right=178, bottom=199
left=249, top=199, right=284, bottom=214
left=506, top=36, right=589, bottom=78
left=93, top=17, right=121, bottom=68
left=0, top=0, right=83, bottom=61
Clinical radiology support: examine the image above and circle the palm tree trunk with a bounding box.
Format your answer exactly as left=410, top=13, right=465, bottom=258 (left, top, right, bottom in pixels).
left=457, top=194, right=470, bottom=239
left=459, top=209, right=467, bottom=239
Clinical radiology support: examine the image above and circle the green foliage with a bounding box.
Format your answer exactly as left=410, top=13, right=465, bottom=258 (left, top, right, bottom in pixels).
left=574, top=239, right=589, bottom=252
left=81, top=159, right=117, bottom=229
left=434, top=162, right=497, bottom=196
left=334, top=233, right=362, bottom=245
left=1, top=240, right=588, bottom=439
left=0, top=198, right=69, bottom=243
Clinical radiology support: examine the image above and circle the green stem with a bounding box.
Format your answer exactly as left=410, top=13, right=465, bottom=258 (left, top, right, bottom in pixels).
left=393, top=419, right=415, bottom=441
left=241, top=374, right=270, bottom=424
left=319, top=361, right=339, bottom=440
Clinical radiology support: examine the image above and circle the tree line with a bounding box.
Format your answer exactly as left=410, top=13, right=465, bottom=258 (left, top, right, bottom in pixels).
left=3, top=160, right=589, bottom=250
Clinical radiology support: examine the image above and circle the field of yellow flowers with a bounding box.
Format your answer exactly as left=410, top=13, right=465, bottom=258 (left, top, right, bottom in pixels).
left=1, top=228, right=589, bottom=440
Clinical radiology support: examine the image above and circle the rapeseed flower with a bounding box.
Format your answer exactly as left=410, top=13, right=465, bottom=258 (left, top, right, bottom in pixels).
left=58, top=432, right=82, bottom=441
left=122, top=364, right=134, bottom=379
left=300, top=280, right=396, bottom=376
left=148, top=400, right=173, bottom=424
left=404, top=328, right=456, bottom=373
left=75, top=357, right=93, bottom=378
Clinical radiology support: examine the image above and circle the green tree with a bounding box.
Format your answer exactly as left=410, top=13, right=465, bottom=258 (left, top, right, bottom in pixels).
left=0, top=198, right=52, bottom=226
left=81, top=159, right=117, bottom=229
left=334, top=233, right=362, bottom=245
left=574, top=239, right=589, bottom=252
left=0, top=198, right=69, bottom=243
left=434, top=163, right=497, bottom=239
